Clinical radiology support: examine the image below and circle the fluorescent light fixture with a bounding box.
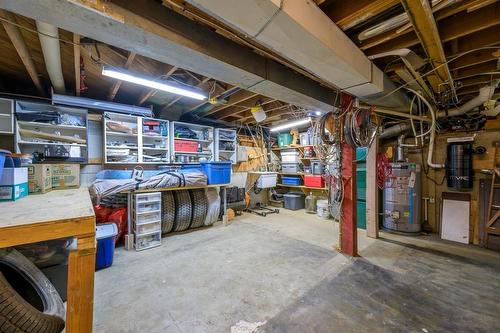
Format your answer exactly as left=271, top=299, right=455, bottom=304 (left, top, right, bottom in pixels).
left=52, top=94, right=152, bottom=117
left=102, top=67, right=207, bottom=101
left=270, top=117, right=311, bottom=132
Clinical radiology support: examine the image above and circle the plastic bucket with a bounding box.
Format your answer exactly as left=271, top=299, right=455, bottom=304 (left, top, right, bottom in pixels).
left=316, top=200, right=330, bottom=220
left=0, top=150, right=11, bottom=182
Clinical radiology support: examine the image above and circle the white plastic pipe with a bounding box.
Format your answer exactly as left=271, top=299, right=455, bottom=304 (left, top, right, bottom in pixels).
left=36, top=21, right=66, bottom=93
left=438, top=83, right=498, bottom=118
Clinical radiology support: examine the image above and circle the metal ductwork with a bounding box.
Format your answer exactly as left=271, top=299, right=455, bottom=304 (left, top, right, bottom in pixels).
left=379, top=123, right=412, bottom=139
left=183, top=0, right=409, bottom=110
left=36, top=21, right=66, bottom=93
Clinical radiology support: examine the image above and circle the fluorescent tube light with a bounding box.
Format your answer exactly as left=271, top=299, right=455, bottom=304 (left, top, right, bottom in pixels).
left=102, top=67, right=207, bottom=101
left=52, top=94, right=152, bottom=117
left=270, top=117, right=311, bottom=132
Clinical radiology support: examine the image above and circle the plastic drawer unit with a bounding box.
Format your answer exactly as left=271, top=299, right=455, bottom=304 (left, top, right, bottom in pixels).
left=132, top=192, right=162, bottom=251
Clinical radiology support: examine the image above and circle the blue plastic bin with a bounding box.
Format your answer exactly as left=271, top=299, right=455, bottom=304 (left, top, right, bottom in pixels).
left=282, top=176, right=303, bottom=186
left=200, top=161, right=232, bottom=185
left=0, top=150, right=10, bottom=182
left=95, top=223, right=118, bottom=270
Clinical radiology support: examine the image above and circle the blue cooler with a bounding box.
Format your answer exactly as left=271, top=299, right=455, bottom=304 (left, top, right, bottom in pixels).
left=95, top=223, right=118, bottom=270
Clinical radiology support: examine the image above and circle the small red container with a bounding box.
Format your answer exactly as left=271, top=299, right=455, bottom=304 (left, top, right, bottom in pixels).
left=174, top=139, right=199, bottom=152
left=304, top=175, right=325, bottom=188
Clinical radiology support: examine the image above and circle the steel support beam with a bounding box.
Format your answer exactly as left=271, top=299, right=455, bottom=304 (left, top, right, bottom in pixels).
left=0, top=0, right=334, bottom=110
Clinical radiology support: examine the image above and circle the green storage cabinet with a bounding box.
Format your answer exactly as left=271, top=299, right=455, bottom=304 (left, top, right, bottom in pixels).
left=357, top=200, right=366, bottom=229
left=356, top=165, right=366, bottom=201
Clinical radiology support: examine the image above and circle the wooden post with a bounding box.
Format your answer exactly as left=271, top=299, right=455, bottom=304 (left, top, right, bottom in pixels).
left=66, top=233, right=96, bottom=333
left=340, top=143, right=357, bottom=256
left=366, top=138, right=379, bottom=238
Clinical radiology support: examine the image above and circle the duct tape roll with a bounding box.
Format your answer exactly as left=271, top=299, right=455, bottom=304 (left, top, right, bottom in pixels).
left=172, top=190, right=192, bottom=232
left=189, top=189, right=208, bottom=229
left=161, top=192, right=175, bottom=234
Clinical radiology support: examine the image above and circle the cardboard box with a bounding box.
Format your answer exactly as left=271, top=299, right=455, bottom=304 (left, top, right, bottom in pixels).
left=26, top=164, right=52, bottom=194
left=0, top=168, right=28, bottom=201
left=51, top=164, right=80, bottom=189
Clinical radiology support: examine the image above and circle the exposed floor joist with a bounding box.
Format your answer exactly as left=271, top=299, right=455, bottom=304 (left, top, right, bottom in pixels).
left=0, top=10, right=44, bottom=94
left=0, top=0, right=333, bottom=110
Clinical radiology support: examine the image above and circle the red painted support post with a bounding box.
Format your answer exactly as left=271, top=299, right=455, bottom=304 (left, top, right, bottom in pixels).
left=340, top=142, right=357, bottom=256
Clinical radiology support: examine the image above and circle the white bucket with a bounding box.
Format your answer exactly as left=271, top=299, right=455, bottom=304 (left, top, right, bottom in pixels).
left=316, top=199, right=330, bottom=220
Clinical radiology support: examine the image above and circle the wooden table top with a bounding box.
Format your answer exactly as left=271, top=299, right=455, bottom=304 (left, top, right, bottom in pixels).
left=0, top=187, right=95, bottom=229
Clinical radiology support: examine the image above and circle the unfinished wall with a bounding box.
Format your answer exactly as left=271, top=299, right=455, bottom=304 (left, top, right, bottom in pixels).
left=391, top=129, right=500, bottom=245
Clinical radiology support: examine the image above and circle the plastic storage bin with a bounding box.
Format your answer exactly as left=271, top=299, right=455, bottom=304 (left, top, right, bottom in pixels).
left=278, top=133, right=292, bottom=147
left=281, top=150, right=300, bottom=163
left=200, top=161, right=232, bottom=184
left=133, top=210, right=161, bottom=224
left=174, top=139, right=199, bottom=152
left=304, top=175, right=325, bottom=188
left=135, top=232, right=161, bottom=251
left=282, top=176, right=302, bottom=186
left=284, top=192, right=305, bottom=210
left=255, top=172, right=277, bottom=188
left=96, top=223, right=118, bottom=270
left=134, top=220, right=161, bottom=235
left=0, top=149, right=10, bottom=182
left=282, top=163, right=301, bottom=174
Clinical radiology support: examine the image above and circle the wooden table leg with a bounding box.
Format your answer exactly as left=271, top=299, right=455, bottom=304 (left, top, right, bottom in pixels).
left=66, top=232, right=96, bottom=333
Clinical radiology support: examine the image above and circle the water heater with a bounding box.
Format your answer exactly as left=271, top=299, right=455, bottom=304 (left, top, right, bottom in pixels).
left=383, top=163, right=421, bottom=233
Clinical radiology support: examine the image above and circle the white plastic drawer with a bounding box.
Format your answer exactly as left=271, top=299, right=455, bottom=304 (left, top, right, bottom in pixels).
left=134, top=192, right=161, bottom=203
left=134, top=221, right=161, bottom=235
left=134, top=200, right=161, bottom=214
left=134, top=232, right=161, bottom=251
left=133, top=210, right=161, bottom=224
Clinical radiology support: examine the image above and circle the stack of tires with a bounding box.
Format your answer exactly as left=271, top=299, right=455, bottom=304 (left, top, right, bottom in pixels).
left=161, top=188, right=214, bottom=234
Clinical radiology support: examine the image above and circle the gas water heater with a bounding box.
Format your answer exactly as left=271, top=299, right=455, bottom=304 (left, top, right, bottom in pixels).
left=383, top=163, right=422, bottom=233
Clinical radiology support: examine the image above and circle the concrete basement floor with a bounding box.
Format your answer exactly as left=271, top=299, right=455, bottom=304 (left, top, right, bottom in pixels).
left=93, top=210, right=500, bottom=333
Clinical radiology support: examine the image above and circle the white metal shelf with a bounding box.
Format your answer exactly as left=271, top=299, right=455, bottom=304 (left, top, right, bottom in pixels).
left=18, top=141, right=86, bottom=147
left=17, top=121, right=87, bottom=131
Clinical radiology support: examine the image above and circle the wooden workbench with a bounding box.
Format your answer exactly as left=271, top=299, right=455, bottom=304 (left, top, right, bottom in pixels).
left=0, top=188, right=96, bottom=333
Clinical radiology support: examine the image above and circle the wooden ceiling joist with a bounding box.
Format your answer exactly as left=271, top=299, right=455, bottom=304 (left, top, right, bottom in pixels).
left=163, top=76, right=210, bottom=108
left=137, top=65, right=178, bottom=105
left=214, top=96, right=274, bottom=120
left=400, top=0, right=455, bottom=94
left=455, top=60, right=500, bottom=80
left=0, top=10, right=44, bottom=94
left=364, top=1, right=500, bottom=54
left=323, top=0, right=400, bottom=31
left=108, top=51, right=136, bottom=100
left=201, top=90, right=259, bottom=117
left=449, top=48, right=500, bottom=71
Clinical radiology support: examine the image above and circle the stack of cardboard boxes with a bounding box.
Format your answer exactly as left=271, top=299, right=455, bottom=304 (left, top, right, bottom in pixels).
left=0, top=164, right=80, bottom=201
left=27, top=164, right=80, bottom=194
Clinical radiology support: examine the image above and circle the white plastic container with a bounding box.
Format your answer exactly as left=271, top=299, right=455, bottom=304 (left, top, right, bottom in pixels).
left=134, top=231, right=161, bottom=251
left=251, top=106, right=267, bottom=123
left=133, top=210, right=161, bottom=224
left=299, top=132, right=310, bottom=146
left=255, top=172, right=278, bottom=188
left=281, top=150, right=300, bottom=163
left=133, top=220, right=161, bottom=235
left=317, top=200, right=330, bottom=220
